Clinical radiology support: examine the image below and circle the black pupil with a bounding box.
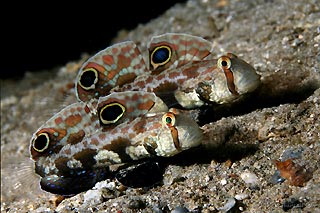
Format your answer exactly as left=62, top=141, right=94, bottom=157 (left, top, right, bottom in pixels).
left=221, top=60, right=228, bottom=67
left=34, top=134, right=48, bottom=150
left=80, top=70, right=96, bottom=88
left=101, top=104, right=124, bottom=122
left=166, top=117, right=172, bottom=124
left=152, top=47, right=170, bottom=64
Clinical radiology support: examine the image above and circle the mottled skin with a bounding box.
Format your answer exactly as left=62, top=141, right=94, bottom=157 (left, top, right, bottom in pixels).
left=30, top=92, right=163, bottom=161
left=31, top=34, right=261, bottom=196
left=30, top=101, right=100, bottom=163
left=96, top=91, right=168, bottom=127
left=31, top=106, right=202, bottom=195
left=114, top=53, right=261, bottom=109
left=30, top=91, right=202, bottom=195
left=75, top=33, right=261, bottom=109
left=75, top=33, right=213, bottom=102
left=75, top=41, right=148, bottom=102
left=147, top=33, right=212, bottom=72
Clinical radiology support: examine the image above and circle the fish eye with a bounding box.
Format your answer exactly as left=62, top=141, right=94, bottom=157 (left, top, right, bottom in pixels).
left=162, top=112, right=176, bottom=127
left=99, top=102, right=126, bottom=125
left=33, top=132, right=50, bottom=152
left=78, top=68, right=98, bottom=90
left=218, top=56, right=232, bottom=69
left=150, top=45, right=172, bottom=68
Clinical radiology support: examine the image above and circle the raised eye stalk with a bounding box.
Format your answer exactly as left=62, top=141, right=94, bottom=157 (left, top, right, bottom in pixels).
left=162, top=112, right=176, bottom=127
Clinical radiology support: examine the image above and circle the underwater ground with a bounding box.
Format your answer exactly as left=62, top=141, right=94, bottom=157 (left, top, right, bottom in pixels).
left=1, top=0, right=319, bottom=212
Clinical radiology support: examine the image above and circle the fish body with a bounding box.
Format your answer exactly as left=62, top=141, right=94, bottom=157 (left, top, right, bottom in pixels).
left=75, top=34, right=260, bottom=109
left=30, top=92, right=202, bottom=195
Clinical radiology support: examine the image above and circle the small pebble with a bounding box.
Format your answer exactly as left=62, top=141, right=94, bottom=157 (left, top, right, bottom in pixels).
left=217, top=198, right=236, bottom=212
left=83, top=189, right=103, bottom=205
left=171, top=206, right=189, bottom=213
left=220, top=178, right=227, bottom=186
left=282, top=198, right=305, bottom=212
left=235, top=193, right=249, bottom=201
left=240, top=171, right=259, bottom=185
left=270, top=170, right=286, bottom=185
left=280, top=147, right=304, bottom=161
left=34, top=207, right=51, bottom=213
left=94, top=180, right=116, bottom=190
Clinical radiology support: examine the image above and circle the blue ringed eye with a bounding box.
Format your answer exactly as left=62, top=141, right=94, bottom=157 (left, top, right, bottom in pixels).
left=150, top=45, right=172, bottom=67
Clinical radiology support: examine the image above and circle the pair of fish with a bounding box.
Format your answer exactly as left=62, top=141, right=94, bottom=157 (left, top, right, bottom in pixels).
left=30, top=33, right=261, bottom=195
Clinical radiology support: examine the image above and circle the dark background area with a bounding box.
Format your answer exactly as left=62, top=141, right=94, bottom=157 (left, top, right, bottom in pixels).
left=2, top=1, right=187, bottom=79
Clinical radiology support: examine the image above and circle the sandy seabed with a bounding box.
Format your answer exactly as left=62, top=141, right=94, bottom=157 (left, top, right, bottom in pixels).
left=1, top=0, right=319, bottom=212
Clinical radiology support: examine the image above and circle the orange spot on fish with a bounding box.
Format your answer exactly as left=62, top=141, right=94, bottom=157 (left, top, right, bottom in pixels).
left=90, top=138, right=100, bottom=146
left=121, top=45, right=133, bottom=53
left=65, top=114, right=82, bottom=127
left=98, top=133, right=107, bottom=141
left=107, top=70, right=118, bottom=81
left=120, top=125, right=130, bottom=134
left=84, top=105, right=90, bottom=114
left=112, top=48, right=119, bottom=54
left=103, top=55, right=114, bottom=66
left=138, top=99, right=155, bottom=111
left=55, top=117, right=63, bottom=125
left=118, top=55, right=130, bottom=67
left=84, top=62, right=106, bottom=73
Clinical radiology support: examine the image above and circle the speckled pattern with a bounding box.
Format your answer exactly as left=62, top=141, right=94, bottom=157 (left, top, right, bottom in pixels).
left=75, top=41, right=148, bottom=102
left=28, top=30, right=261, bottom=196
left=29, top=90, right=203, bottom=196
left=76, top=33, right=260, bottom=109
left=1, top=0, right=319, bottom=212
